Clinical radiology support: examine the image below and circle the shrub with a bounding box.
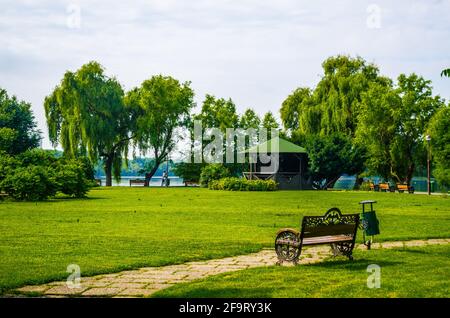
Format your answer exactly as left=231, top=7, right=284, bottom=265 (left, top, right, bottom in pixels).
left=173, top=162, right=204, bottom=183
left=199, top=164, right=231, bottom=187
left=359, top=181, right=372, bottom=191
left=209, top=177, right=278, bottom=191
left=1, top=165, right=59, bottom=201
left=18, top=148, right=59, bottom=168
left=56, top=161, right=92, bottom=197
left=0, top=150, right=92, bottom=200
left=0, top=152, right=18, bottom=182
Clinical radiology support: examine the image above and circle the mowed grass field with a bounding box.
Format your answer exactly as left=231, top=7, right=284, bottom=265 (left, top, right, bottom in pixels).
left=153, top=245, right=450, bottom=298
left=0, top=187, right=449, bottom=294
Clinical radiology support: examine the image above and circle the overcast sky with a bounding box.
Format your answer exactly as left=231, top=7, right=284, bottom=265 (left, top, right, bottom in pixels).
left=1, top=0, right=449, bottom=150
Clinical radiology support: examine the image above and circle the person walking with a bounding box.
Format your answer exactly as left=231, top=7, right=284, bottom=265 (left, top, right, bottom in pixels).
left=161, top=170, right=168, bottom=187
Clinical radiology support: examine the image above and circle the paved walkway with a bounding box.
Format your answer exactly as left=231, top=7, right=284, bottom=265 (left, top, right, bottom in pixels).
left=14, top=238, right=449, bottom=298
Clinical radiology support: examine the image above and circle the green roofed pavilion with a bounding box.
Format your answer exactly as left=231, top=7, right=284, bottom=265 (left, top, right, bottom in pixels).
left=245, top=137, right=307, bottom=153
left=243, top=137, right=312, bottom=190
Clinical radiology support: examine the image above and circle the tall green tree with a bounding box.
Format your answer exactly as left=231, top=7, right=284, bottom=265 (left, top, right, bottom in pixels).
left=44, top=61, right=131, bottom=186
left=356, top=74, right=445, bottom=185
left=280, top=56, right=390, bottom=137
left=261, top=111, right=279, bottom=130
left=305, top=133, right=366, bottom=189
left=196, top=94, right=239, bottom=132
left=280, top=56, right=390, bottom=185
left=280, top=87, right=313, bottom=133
left=0, top=88, right=41, bottom=155
left=427, top=106, right=450, bottom=188
left=125, top=75, right=195, bottom=185
left=239, top=108, right=260, bottom=129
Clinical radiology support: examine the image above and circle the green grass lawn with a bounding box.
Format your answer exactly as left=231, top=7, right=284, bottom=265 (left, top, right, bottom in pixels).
left=0, top=187, right=449, bottom=294
left=152, top=244, right=450, bottom=298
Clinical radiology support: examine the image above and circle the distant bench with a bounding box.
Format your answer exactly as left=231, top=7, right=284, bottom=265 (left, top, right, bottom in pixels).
left=379, top=183, right=394, bottom=192
left=369, top=183, right=379, bottom=191
left=370, top=182, right=413, bottom=193
left=184, top=181, right=199, bottom=187
left=396, top=184, right=414, bottom=194
left=129, top=179, right=146, bottom=187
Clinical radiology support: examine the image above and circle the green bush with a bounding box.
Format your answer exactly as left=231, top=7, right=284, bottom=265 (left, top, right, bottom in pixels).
left=18, top=148, right=59, bottom=167
left=1, top=165, right=59, bottom=201
left=209, top=177, right=278, bottom=191
left=199, top=164, right=231, bottom=188
left=0, top=150, right=92, bottom=200
left=173, top=162, right=204, bottom=183
left=359, top=181, right=372, bottom=191
left=56, top=161, right=91, bottom=198
left=0, top=152, right=18, bottom=182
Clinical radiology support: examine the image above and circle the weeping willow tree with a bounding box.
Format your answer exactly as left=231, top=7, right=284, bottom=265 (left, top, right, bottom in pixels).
left=279, top=56, right=391, bottom=187
left=281, top=55, right=391, bottom=137
left=44, top=61, right=132, bottom=186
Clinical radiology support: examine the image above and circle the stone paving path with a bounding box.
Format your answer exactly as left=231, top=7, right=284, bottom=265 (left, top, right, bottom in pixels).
left=14, top=238, right=449, bottom=298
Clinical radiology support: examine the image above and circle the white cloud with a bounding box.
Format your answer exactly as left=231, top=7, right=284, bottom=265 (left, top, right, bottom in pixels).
left=0, top=0, right=449, bottom=150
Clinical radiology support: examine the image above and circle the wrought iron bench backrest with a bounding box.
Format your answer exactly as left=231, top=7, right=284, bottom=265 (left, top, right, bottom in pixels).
left=300, top=208, right=360, bottom=239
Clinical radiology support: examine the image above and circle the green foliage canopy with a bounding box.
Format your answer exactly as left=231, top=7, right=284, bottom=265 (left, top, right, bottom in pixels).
left=281, top=55, right=390, bottom=137
left=305, top=133, right=366, bottom=189
left=261, top=111, right=279, bottom=130
left=0, top=88, right=41, bottom=155
left=125, top=75, right=195, bottom=183
left=356, top=74, right=445, bottom=184
left=427, top=106, right=450, bottom=187
left=44, top=61, right=131, bottom=186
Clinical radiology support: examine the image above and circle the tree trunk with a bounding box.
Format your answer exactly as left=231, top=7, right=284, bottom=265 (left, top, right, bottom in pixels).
left=325, top=176, right=340, bottom=190
left=104, top=155, right=113, bottom=187
left=144, top=164, right=160, bottom=187
left=354, top=177, right=364, bottom=190
left=405, top=163, right=415, bottom=186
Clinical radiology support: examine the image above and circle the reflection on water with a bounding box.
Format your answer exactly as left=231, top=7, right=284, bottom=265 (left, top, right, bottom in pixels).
left=98, top=176, right=184, bottom=187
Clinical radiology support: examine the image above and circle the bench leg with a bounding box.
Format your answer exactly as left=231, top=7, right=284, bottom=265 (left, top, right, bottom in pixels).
left=331, top=242, right=354, bottom=260
left=331, top=243, right=339, bottom=257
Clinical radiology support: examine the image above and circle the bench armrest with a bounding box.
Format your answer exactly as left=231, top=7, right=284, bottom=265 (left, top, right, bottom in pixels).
left=276, top=228, right=299, bottom=236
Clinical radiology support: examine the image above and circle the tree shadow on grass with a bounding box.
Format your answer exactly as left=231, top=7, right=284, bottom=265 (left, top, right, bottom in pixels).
left=49, top=196, right=107, bottom=202
left=305, top=258, right=403, bottom=271
left=394, top=249, right=429, bottom=255
left=155, top=287, right=276, bottom=298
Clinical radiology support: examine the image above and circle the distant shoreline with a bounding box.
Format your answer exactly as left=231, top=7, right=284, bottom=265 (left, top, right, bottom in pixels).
left=96, top=176, right=184, bottom=187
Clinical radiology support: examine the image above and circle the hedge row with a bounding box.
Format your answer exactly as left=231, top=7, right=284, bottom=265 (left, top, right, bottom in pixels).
left=0, top=149, right=93, bottom=201
left=209, top=177, right=278, bottom=191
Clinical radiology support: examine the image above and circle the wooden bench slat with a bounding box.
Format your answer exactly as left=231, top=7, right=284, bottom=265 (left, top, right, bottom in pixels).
left=303, top=235, right=353, bottom=245
left=302, top=224, right=357, bottom=238
left=276, top=235, right=353, bottom=246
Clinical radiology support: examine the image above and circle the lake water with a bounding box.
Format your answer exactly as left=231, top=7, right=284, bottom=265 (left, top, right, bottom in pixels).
left=98, top=176, right=185, bottom=187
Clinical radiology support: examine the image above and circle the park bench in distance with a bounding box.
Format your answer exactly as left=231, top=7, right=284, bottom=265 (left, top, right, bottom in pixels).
left=275, top=208, right=360, bottom=265
left=184, top=180, right=198, bottom=187
left=379, top=183, right=394, bottom=192
left=129, top=179, right=146, bottom=187
left=396, top=183, right=415, bottom=194
left=369, top=182, right=379, bottom=191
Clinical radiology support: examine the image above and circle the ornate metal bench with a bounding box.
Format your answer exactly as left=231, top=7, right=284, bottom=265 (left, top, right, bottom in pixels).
left=275, top=208, right=360, bottom=265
